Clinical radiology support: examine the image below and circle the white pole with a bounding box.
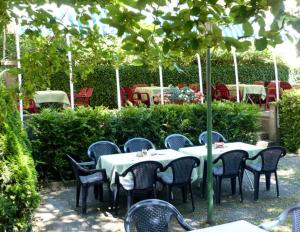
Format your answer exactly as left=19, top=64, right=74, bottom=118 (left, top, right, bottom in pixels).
left=196, top=53, right=204, bottom=104
left=232, top=46, right=240, bottom=103
left=115, top=68, right=122, bottom=110
left=3, top=26, right=6, bottom=60
left=159, top=65, right=164, bottom=104
left=15, top=20, right=23, bottom=125
left=66, top=34, right=74, bottom=109
left=273, top=51, right=280, bottom=102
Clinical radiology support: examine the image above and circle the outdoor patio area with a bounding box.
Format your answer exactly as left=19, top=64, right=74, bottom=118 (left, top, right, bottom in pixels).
left=33, top=153, right=300, bottom=232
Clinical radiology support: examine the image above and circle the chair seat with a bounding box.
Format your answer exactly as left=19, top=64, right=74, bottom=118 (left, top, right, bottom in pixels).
left=213, top=166, right=223, bottom=176
left=246, top=163, right=262, bottom=172
left=157, top=172, right=173, bottom=184
left=119, top=177, right=134, bottom=190
left=79, top=172, right=105, bottom=184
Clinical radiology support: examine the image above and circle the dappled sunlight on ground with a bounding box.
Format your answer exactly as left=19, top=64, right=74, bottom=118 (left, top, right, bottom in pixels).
left=33, top=154, right=300, bottom=231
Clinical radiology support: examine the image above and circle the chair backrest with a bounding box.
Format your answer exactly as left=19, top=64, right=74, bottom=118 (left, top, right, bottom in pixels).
left=217, top=150, right=249, bottom=176
left=124, top=199, right=193, bottom=232
left=123, top=87, right=135, bottom=101
left=124, top=161, right=163, bottom=190
left=177, top=83, right=185, bottom=89
left=211, top=85, right=216, bottom=99
left=131, top=84, right=148, bottom=88
left=215, top=83, right=230, bottom=99
left=124, top=138, right=155, bottom=153
left=66, top=154, right=83, bottom=181
left=279, top=203, right=300, bottom=232
left=280, top=81, right=292, bottom=90
left=199, top=131, right=227, bottom=145
left=120, top=87, right=127, bottom=105
left=79, top=87, right=88, bottom=95
left=164, top=134, right=193, bottom=151
left=254, top=81, right=264, bottom=86
left=87, top=141, right=121, bottom=163
left=259, top=146, right=286, bottom=172
left=166, top=156, right=200, bottom=184
left=189, top=83, right=198, bottom=92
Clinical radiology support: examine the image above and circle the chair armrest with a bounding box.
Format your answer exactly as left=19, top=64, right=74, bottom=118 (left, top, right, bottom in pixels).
left=259, top=220, right=281, bottom=230
left=213, top=156, right=222, bottom=164
left=88, top=168, right=108, bottom=180
left=78, top=161, right=96, bottom=167
left=247, top=154, right=260, bottom=161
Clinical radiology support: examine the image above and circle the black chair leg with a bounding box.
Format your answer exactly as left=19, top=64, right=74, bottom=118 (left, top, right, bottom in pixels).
left=167, top=185, right=172, bottom=202
left=114, top=186, right=120, bottom=215
left=265, top=173, right=271, bottom=191
left=94, top=185, right=98, bottom=199
left=189, top=183, right=195, bottom=212
left=76, top=183, right=81, bottom=207
left=127, top=191, right=133, bottom=211
left=238, top=174, right=243, bottom=202
left=152, top=186, right=157, bottom=198
left=231, top=177, right=236, bottom=195
left=82, top=185, right=89, bottom=214
left=99, top=184, right=103, bottom=202
left=275, top=171, right=280, bottom=197
left=254, top=172, right=260, bottom=201
left=182, top=186, right=187, bottom=203
left=107, top=182, right=113, bottom=209
left=216, top=176, right=222, bottom=205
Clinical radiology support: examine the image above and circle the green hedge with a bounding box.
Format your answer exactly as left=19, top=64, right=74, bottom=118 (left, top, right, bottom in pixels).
left=279, top=89, right=300, bottom=153
left=27, top=102, right=260, bottom=180
left=0, top=84, right=40, bottom=230
left=51, top=63, right=289, bottom=108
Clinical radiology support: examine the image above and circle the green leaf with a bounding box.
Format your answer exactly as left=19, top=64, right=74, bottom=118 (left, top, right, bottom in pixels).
left=254, top=38, right=268, bottom=51
left=243, top=22, right=253, bottom=36
left=131, top=59, right=144, bottom=66
left=268, top=0, right=284, bottom=16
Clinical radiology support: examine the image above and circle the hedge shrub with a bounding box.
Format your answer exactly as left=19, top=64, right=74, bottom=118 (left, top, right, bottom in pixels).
left=0, top=83, right=40, bottom=231
left=279, top=89, right=300, bottom=153
left=27, top=102, right=260, bottom=180
left=51, top=62, right=289, bottom=108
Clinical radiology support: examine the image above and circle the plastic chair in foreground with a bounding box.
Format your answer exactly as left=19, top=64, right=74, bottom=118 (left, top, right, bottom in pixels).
left=124, top=138, right=155, bottom=153
left=66, top=154, right=108, bottom=214
left=164, top=134, right=194, bottom=151
left=198, top=131, right=227, bottom=145
left=124, top=199, right=194, bottom=232
left=259, top=202, right=300, bottom=232
left=245, top=146, right=286, bottom=201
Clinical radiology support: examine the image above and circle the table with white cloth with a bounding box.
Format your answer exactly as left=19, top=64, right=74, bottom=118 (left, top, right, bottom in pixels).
left=192, top=220, right=266, bottom=232
left=96, top=149, right=201, bottom=189
left=226, top=84, right=266, bottom=102
left=34, top=90, right=70, bottom=108
left=134, top=86, right=171, bottom=105
left=179, top=142, right=263, bottom=179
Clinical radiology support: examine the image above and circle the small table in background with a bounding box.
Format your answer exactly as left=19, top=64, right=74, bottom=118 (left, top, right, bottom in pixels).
left=134, top=86, right=171, bottom=105
left=34, top=90, right=70, bottom=108
left=226, top=84, right=266, bottom=102
left=192, top=220, right=266, bottom=232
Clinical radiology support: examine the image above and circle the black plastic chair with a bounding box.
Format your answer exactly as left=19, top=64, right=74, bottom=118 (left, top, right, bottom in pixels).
left=259, top=202, right=300, bottom=232
left=124, top=138, right=155, bottom=153
left=211, top=150, right=249, bottom=205
left=87, top=141, right=122, bottom=166
left=164, top=134, right=194, bottom=151
left=124, top=199, right=194, bottom=232
left=198, top=131, right=227, bottom=145
left=158, top=156, right=200, bottom=211
left=245, top=146, right=286, bottom=200
left=114, top=161, right=163, bottom=214
left=66, top=154, right=108, bottom=214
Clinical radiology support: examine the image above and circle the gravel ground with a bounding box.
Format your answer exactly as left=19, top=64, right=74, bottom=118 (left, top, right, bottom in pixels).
left=33, top=154, right=300, bottom=232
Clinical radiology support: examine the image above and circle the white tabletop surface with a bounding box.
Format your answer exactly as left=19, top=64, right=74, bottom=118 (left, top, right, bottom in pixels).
left=192, top=220, right=266, bottom=232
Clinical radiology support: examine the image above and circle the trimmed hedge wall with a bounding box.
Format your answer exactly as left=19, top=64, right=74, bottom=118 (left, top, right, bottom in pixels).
left=27, top=102, right=260, bottom=180
left=0, top=84, right=40, bottom=230
left=51, top=63, right=289, bottom=108
left=279, top=89, right=300, bottom=153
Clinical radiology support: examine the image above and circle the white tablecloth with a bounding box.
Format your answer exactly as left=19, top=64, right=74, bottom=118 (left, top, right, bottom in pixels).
left=193, top=220, right=266, bottom=232
left=96, top=149, right=200, bottom=188
left=226, top=84, right=266, bottom=101
left=134, top=86, right=171, bottom=105
left=34, top=90, right=70, bottom=107
left=179, top=142, right=263, bottom=178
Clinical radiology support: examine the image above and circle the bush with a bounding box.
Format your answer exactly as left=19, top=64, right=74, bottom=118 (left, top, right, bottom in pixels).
left=279, top=89, right=300, bottom=152
left=0, top=83, right=40, bottom=231
left=27, top=102, right=260, bottom=180
left=50, top=62, right=289, bottom=108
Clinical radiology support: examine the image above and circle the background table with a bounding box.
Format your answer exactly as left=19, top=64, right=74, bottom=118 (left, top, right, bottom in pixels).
left=34, top=90, right=70, bottom=107
left=193, top=220, right=266, bottom=232
left=96, top=149, right=200, bottom=188
left=226, top=84, right=266, bottom=102
left=179, top=142, right=263, bottom=178
left=135, top=86, right=171, bottom=105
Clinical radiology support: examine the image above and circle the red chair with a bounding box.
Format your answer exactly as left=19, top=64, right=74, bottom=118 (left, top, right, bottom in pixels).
left=75, top=87, right=94, bottom=107
left=215, top=83, right=237, bottom=101
left=18, top=98, right=37, bottom=113
left=131, top=84, right=148, bottom=89
left=254, top=81, right=264, bottom=86
left=280, top=81, right=292, bottom=90
left=265, top=84, right=278, bottom=109
left=177, top=83, right=184, bottom=89
left=189, top=83, right=199, bottom=92
left=122, top=86, right=150, bottom=106
left=211, top=85, right=216, bottom=100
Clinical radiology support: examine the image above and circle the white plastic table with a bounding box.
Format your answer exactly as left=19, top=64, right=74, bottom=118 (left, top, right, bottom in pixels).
left=192, top=220, right=266, bottom=232
left=179, top=142, right=263, bottom=178
left=96, top=149, right=200, bottom=188
left=34, top=90, right=70, bottom=107
left=134, top=86, right=171, bottom=105
left=226, top=84, right=266, bottom=102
